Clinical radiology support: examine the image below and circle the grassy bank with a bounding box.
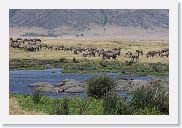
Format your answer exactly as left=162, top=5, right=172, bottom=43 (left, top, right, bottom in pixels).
left=10, top=87, right=168, bottom=115
left=10, top=58, right=169, bottom=76
left=10, top=76, right=168, bottom=115
left=10, top=94, right=103, bottom=115
left=10, top=74, right=169, bottom=115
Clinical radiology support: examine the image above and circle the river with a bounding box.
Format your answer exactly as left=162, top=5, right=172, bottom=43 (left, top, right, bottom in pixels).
left=9, top=68, right=154, bottom=97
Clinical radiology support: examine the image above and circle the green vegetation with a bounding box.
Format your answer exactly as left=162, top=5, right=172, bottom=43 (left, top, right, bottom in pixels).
left=51, top=98, right=69, bottom=115
left=133, top=106, right=162, bottom=115
left=32, top=91, right=42, bottom=104
left=103, top=91, right=118, bottom=114
left=87, top=75, right=116, bottom=98
left=10, top=59, right=168, bottom=76
left=130, top=83, right=169, bottom=114
left=10, top=94, right=103, bottom=115
left=10, top=76, right=169, bottom=115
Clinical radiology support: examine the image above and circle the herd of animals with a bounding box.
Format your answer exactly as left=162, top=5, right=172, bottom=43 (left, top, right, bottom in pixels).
left=10, top=37, right=169, bottom=61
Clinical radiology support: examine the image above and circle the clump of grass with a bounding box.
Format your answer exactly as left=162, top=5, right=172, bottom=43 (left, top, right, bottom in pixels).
left=59, top=57, right=66, bottom=63
left=99, top=60, right=107, bottom=67
left=72, top=57, right=79, bottom=63
left=130, top=82, right=169, bottom=114
left=87, top=75, right=116, bottom=99
left=32, top=91, right=42, bottom=104
left=125, top=59, right=134, bottom=66
left=133, top=106, right=162, bottom=115
left=78, top=98, right=92, bottom=115
left=103, top=91, right=117, bottom=115
left=51, top=97, right=69, bottom=115
left=115, top=97, right=133, bottom=115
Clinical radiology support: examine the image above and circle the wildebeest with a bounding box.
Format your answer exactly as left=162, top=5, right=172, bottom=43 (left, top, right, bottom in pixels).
left=10, top=42, right=20, bottom=48
left=154, top=50, right=161, bottom=56
left=136, top=50, right=143, bottom=55
left=81, top=51, right=89, bottom=57
left=160, top=51, right=169, bottom=57
left=24, top=44, right=38, bottom=52
left=54, top=45, right=64, bottom=50
left=125, top=51, right=132, bottom=57
left=40, top=43, right=47, bottom=49
left=130, top=52, right=140, bottom=61
left=102, top=51, right=117, bottom=60
left=64, top=47, right=72, bottom=51
left=146, top=51, right=156, bottom=58
left=161, top=48, right=169, bottom=53
left=45, top=45, right=54, bottom=50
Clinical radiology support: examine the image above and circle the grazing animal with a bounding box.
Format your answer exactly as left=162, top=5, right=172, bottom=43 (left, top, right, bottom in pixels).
left=161, top=48, right=169, bottom=53
left=131, top=52, right=139, bottom=61
left=160, top=51, right=169, bottom=57
left=154, top=50, right=161, bottom=56
left=125, top=51, right=133, bottom=57
left=45, top=45, right=54, bottom=50
left=136, top=50, right=143, bottom=55
left=146, top=51, right=156, bottom=58
left=54, top=45, right=64, bottom=50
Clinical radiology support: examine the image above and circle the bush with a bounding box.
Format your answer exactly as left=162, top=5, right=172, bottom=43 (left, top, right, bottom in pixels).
left=103, top=91, right=117, bottom=115
left=32, top=91, right=42, bottom=104
left=125, top=60, right=134, bottom=66
left=130, top=82, right=169, bottom=114
left=115, top=97, right=133, bottom=115
left=78, top=98, right=92, bottom=115
left=87, top=75, right=116, bottom=99
left=99, top=61, right=107, bottom=67
left=72, top=57, right=79, bottom=63
left=51, top=97, right=69, bottom=115
left=59, top=57, right=66, bottom=63
left=103, top=92, right=134, bottom=115
left=133, top=106, right=162, bottom=115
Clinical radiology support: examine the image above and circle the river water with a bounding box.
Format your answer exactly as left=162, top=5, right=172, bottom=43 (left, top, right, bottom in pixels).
left=9, top=68, right=154, bottom=97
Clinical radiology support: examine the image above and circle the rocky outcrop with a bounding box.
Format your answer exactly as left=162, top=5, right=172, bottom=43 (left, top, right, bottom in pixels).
left=115, top=79, right=168, bottom=92
left=28, top=79, right=86, bottom=93
left=28, top=78, right=168, bottom=93
left=28, top=82, right=54, bottom=88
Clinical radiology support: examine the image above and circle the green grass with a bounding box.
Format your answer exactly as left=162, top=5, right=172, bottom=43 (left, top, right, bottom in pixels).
left=10, top=59, right=169, bottom=76
left=10, top=80, right=169, bottom=115
left=10, top=94, right=103, bottom=115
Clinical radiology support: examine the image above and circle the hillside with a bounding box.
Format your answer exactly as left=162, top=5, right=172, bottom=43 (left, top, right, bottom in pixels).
left=9, top=9, right=169, bottom=39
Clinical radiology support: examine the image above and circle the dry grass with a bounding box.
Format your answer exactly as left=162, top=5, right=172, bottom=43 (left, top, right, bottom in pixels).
left=9, top=96, right=45, bottom=115
left=9, top=39, right=169, bottom=64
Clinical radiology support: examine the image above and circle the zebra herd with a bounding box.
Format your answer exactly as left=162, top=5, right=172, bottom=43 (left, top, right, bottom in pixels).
left=10, top=37, right=169, bottom=61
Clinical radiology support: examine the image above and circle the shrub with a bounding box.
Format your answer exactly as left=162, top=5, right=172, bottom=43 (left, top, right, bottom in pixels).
left=32, top=90, right=42, bottom=104
left=133, top=106, right=162, bottom=115
left=59, top=57, right=66, bottom=63
left=103, top=91, right=117, bottom=115
left=103, top=92, right=134, bottom=115
left=72, top=57, right=79, bottom=63
left=87, top=75, right=116, bottom=99
left=130, top=82, right=169, bottom=114
left=115, top=97, right=133, bottom=115
left=125, top=60, right=134, bottom=66
left=51, top=97, right=69, bottom=115
left=78, top=98, right=92, bottom=115
left=99, top=61, right=107, bottom=67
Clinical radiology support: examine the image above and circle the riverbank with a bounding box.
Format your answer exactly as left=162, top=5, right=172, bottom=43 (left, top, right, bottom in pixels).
left=9, top=96, right=46, bottom=115
left=10, top=79, right=169, bottom=115
left=26, top=78, right=168, bottom=94
left=10, top=59, right=169, bottom=76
